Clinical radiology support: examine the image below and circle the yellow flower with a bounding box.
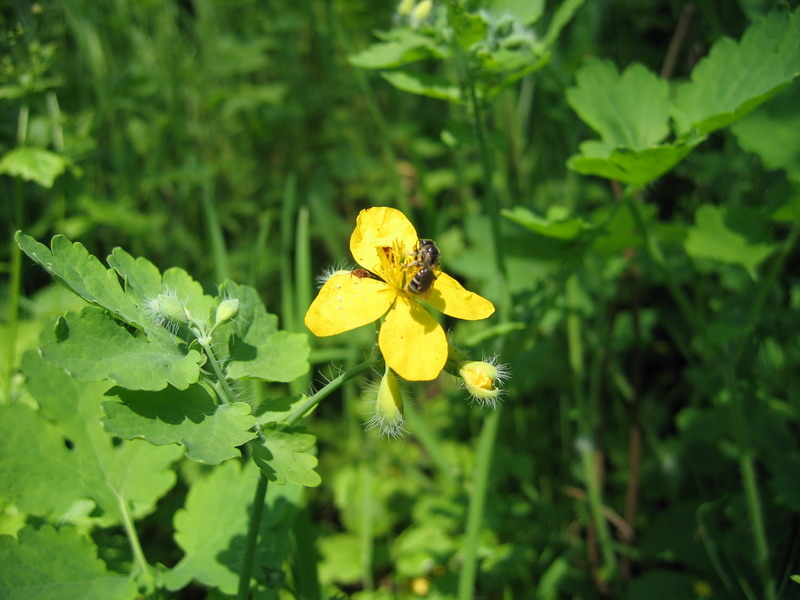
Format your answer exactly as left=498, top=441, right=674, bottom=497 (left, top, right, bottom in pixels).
left=304, top=206, right=494, bottom=380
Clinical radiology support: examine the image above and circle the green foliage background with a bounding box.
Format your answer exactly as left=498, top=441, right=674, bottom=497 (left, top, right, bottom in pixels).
left=1, top=0, right=800, bottom=599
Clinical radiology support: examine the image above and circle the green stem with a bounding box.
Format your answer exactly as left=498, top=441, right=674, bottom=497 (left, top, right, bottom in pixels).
left=466, top=77, right=512, bottom=322
left=5, top=180, right=23, bottom=402
left=457, top=407, right=501, bottom=600
left=237, top=471, right=269, bottom=600
left=116, top=491, right=153, bottom=586
left=625, top=195, right=701, bottom=331
left=724, top=356, right=775, bottom=600
left=286, top=357, right=377, bottom=427
left=198, top=336, right=238, bottom=404
left=567, top=276, right=617, bottom=583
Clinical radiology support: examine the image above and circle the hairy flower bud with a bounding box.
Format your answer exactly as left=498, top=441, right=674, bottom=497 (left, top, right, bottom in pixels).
left=458, top=357, right=509, bottom=407
left=367, top=366, right=405, bottom=437
left=147, top=290, right=190, bottom=327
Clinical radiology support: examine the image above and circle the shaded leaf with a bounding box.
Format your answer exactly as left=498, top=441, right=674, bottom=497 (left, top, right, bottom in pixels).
left=0, top=526, right=138, bottom=600
left=103, top=385, right=257, bottom=465
left=731, top=85, right=800, bottom=183
left=684, top=205, right=775, bottom=279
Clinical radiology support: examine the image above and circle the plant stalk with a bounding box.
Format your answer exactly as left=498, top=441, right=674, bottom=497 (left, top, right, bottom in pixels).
left=286, top=357, right=377, bottom=427
left=457, top=406, right=501, bottom=600
left=115, top=491, right=153, bottom=587
left=237, top=471, right=269, bottom=600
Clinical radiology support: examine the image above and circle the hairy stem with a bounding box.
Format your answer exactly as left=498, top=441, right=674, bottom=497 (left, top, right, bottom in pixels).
left=198, top=335, right=238, bottom=404
left=286, top=357, right=377, bottom=427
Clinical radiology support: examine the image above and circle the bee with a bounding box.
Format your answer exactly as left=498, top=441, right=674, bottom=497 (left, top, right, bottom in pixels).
left=406, top=238, right=440, bottom=295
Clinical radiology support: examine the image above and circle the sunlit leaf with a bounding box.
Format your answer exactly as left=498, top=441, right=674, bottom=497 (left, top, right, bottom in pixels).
left=163, top=461, right=301, bottom=594
left=16, top=233, right=146, bottom=329
left=103, top=385, right=257, bottom=465
left=566, top=137, right=703, bottom=187
left=502, top=206, right=591, bottom=240
left=0, top=146, right=69, bottom=188
left=40, top=307, right=203, bottom=391
left=0, top=526, right=138, bottom=600
left=0, top=351, right=182, bottom=525
left=567, top=59, right=671, bottom=150
left=672, top=6, right=800, bottom=134
left=484, top=0, right=544, bottom=25
left=348, top=29, right=445, bottom=69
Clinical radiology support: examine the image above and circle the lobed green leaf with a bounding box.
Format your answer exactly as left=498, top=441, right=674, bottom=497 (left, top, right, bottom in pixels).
left=671, top=6, right=800, bottom=135
left=253, top=424, right=322, bottom=487
left=566, top=137, right=703, bottom=188
left=216, top=282, right=310, bottom=382
left=348, top=29, right=445, bottom=69
left=0, top=146, right=69, bottom=188
left=103, top=385, right=257, bottom=465
left=16, top=233, right=147, bottom=329
left=39, top=307, right=203, bottom=391
left=684, top=205, right=776, bottom=279
left=380, top=70, right=463, bottom=103
left=502, top=206, right=592, bottom=240
left=163, top=461, right=301, bottom=594
left=0, top=526, right=138, bottom=600
left=0, top=351, right=183, bottom=525
left=566, top=59, right=671, bottom=150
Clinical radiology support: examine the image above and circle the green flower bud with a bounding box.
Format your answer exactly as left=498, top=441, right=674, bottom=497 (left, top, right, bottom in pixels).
left=147, top=291, right=190, bottom=326
left=367, top=366, right=405, bottom=437
left=215, top=298, right=240, bottom=326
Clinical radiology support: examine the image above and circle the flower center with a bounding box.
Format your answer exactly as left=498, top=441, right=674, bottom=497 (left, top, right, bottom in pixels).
left=377, top=240, right=413, bottom=292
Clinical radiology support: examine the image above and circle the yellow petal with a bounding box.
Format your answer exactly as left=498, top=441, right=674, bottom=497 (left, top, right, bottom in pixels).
left=304, top=272, right=395, bottom=336
left=379, top=295, right=447, bottom=381
left=426, top=272, right=495, bottom=320
left=350, top=207, right=418, bottom=274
